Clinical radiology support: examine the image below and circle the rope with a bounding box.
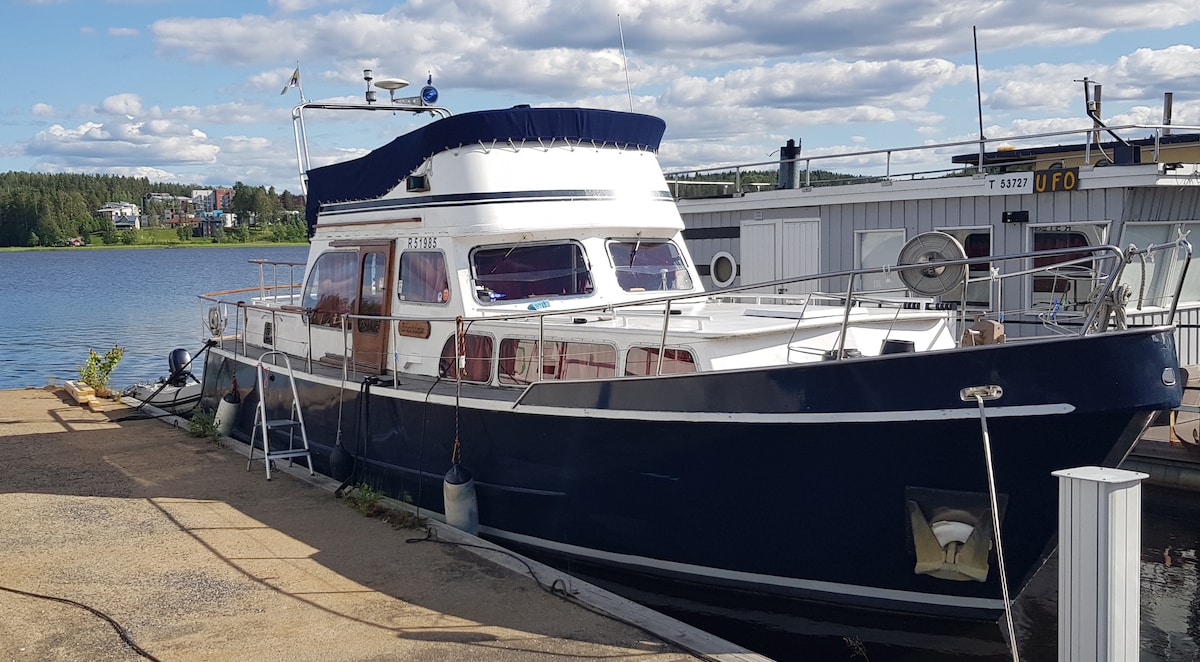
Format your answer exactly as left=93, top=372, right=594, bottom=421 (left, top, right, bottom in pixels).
left=0, top=585, right=161, bottom=661
left=451, top=316, right=465, bottom=465
left=1135, top=246, right=1147, bottom=310
left=968, top=391, right=1020, bottom=662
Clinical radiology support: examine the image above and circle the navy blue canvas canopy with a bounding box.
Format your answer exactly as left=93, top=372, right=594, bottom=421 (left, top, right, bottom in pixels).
left=304, top=106, right=667, bottom=233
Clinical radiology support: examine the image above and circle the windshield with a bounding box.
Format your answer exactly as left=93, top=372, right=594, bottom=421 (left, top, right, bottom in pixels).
left=608, top=239, right=693, bottom=292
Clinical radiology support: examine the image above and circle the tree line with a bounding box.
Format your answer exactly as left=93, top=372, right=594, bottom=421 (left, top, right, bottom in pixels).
left=0, top=171, right=307, bottom=248
left=667, top=168, right=881, bottom=199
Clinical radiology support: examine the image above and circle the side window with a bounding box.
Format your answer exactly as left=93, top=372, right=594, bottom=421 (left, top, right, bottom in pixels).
left=608, top=239, right=694, bottom=291
left=398, top=251, right=450, bottom=303
left=624, top=347, right=696, bottom=376
left=438, top=334, right=494, bottom=383
left=498, top=339, right=616, bottom=384
left=472, top=243, right=593, bottom=302
left=301, top=251, right=358, bottom=327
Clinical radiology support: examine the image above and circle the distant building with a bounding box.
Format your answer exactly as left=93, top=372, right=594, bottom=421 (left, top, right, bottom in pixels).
left=96, top=202, right=141, bottom=230
left=192, top=188, right=235, bottom=213
left=195, top=210, right=236, bottom=237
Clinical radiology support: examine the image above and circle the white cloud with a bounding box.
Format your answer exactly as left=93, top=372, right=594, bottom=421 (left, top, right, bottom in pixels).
left=8, top=0, right=1200, bottom=191
left=28, top=117, right=220, bottom=167
left=99, top=94, right=145, bottom=118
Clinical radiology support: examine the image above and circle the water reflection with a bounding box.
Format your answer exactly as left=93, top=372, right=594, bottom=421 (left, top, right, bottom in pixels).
left=1143, top=486, right=1200, bottom=661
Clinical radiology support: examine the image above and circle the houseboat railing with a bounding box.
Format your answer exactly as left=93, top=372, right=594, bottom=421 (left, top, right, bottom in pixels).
left=665, top=123, right=1200, bottom=198
left=201, top=239, right=1191, bottom=386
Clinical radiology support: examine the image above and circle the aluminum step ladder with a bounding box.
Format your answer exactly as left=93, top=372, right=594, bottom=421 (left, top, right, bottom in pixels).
left=248, top=351, right=314, bottom=480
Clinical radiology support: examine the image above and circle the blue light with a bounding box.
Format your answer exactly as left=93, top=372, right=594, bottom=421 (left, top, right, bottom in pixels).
left=421, top=85, right=438, bottom=105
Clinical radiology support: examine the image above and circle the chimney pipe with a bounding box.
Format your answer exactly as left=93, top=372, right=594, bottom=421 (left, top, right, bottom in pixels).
left=778, top=139, right=801, bottom=190
left=1163, top=92, right=1174, bottom=136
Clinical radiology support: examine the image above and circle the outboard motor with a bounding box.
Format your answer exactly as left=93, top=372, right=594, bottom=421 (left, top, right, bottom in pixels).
left=167, top=348, right=195, bottom=386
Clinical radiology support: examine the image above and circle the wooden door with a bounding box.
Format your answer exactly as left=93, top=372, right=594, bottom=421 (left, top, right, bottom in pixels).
left=352, top=242, right=395, bottom=374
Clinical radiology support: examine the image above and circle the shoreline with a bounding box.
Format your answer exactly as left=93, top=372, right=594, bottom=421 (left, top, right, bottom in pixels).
left=0, top=241, right=308, bottom=253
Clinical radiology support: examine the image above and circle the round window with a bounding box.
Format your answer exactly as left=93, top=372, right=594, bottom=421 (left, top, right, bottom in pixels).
left=710, top=251, right=737, bottom=288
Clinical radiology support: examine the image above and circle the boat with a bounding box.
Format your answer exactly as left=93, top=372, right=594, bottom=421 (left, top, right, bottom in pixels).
left=123, top=347, right=204, bottom=415
left=193, top=77, right=1190, bottom=621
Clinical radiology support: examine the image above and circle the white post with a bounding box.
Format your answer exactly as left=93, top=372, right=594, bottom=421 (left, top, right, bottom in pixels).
left=1053, top=466, right=1146, bottom=662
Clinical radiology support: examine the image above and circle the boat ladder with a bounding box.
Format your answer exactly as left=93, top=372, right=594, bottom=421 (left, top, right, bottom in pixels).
left=248, top=351, right=314, bottom=480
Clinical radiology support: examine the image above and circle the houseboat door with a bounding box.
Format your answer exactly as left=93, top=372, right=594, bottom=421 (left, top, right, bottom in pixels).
left=741, top=218, right=820, bottom=294
left=352, top=242, right=395, bottom=374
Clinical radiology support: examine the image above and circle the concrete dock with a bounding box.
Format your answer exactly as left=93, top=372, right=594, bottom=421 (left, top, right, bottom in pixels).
left=0, top=387, right=768, bottom=662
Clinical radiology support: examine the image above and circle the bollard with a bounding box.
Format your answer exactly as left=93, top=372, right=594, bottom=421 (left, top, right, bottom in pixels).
left=1053, top=466, right=1147, bottom=662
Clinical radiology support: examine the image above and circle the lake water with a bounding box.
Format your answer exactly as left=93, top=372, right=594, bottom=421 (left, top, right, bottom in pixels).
left=0, top=245, right=307, bottom=390
left=1, top=246, right=1198, bottom=660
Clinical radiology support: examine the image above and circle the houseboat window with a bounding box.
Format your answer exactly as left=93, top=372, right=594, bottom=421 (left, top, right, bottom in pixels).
left=498, top=339, right=617, bottom=384
left=624, top=346, right=696, bottom=376
left=301, top=251, right=358, bottom=327
left=1032, top=230, right=1095, bottom=303
left=855, top=230, right=905, bottom=293
left=399, top=251, right=450, bottom=304
left=1118, top=222, right=1200, bottom=306
left=358, top=251, right=387, bottom=334
left=607, top=239, right=694, bottom=291
left=438, top=333, right=494, bottom=383
left=930, top=230, right=992, bottom=307
left=471, top=242, right=593, bottom=302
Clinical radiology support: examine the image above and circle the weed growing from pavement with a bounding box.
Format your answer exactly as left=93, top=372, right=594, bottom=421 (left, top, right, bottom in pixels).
left=187, top=408, right=222, bottom=445
left=344, top=483, right=426, bottom=530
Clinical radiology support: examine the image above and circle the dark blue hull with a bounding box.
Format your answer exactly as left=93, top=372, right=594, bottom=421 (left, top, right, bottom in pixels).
left=200, top=326, right=1181, bottom=617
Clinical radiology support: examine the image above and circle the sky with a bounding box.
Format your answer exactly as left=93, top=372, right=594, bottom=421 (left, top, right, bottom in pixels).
left=3, top=0, right=1200, bottom=194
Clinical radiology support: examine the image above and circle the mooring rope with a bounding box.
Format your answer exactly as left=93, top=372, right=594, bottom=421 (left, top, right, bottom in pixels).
left=967, top=388, right=1021, bottom=662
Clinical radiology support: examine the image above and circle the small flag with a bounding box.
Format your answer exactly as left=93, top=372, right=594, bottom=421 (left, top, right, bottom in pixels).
left=280, top=67, right=300, bottom=95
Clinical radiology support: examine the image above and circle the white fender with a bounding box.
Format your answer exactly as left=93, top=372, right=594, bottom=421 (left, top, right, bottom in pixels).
left=443, top=463, right=479, bottom=535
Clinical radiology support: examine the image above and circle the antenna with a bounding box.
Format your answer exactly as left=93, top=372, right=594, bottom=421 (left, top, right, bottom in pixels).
left=973, top=26, right=985, bottom=141
left=363, top=69, right=376, bottom=104
left=973, top=26, right=985, bottom=170
left=618, top=14, right=633, bottom=112
left=374, top=77, right=410, bottom=103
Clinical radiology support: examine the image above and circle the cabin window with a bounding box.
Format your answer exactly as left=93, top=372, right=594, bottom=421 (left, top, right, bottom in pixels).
left=624, top=346, right=697, bottom=376
left=438, top=333, right=494, bottom=383
left=471, top=242, right=593, bottom=302
left=1118, top=222, right=1200, bottom=307
left=399, top=251, right=450, bottom=304
left=358, top=251, right=387, bottom=334
left=301, top=251, right=358, bottom=327
left=607, top=239, right=694, bottom=291
left=498, top=339, right=617, bottom=384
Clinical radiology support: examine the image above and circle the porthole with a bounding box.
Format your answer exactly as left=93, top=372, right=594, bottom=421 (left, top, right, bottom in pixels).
left=710, top=251, right=737, bottom=288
